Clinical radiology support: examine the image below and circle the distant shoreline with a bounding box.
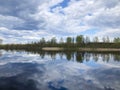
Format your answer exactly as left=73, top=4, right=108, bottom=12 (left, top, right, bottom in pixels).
left=1, top=42, right=120, bottom=52
left=42, top=47, right=120, bottom=51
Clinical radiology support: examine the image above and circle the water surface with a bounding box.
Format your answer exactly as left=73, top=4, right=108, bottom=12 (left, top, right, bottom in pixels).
left=0, top=50, right=120, bottom=90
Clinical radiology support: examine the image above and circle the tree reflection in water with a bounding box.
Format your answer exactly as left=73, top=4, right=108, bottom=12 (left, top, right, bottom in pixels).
left=0, top=50, right=120, bottom=90
left=0, top=51, right=2, bottom=57
left=0, top=50, right=120, bottom=63
left=23, top=50, right=120, bottom=63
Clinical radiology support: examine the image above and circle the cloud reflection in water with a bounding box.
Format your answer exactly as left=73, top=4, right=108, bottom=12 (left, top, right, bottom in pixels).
left=0, top=50, right=120, bottom=90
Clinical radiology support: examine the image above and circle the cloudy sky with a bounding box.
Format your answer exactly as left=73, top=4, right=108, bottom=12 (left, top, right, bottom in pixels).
left=0, top=0, right=120, bottom=44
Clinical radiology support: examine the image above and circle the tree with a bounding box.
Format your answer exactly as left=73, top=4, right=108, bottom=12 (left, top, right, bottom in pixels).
left=0, top=39, right=3, bottom=44
left=66, top=37, right=72, bottom=44
left=102, top=36, right=110, bottom=43
left=39, top=38, right=45, bottom=44
left=93, top=36, right=99, bottom=43
left=106, top=36, right=110, bottom=43
left=60, top=37, right=64, bottom=44
left=102, top=37, right=106, bottom=43
left=113, top=37, right=120, bottom=43
left=76, top=35, right=84, bottom=44
left=50, top=37, right=57, bottom=44
left=84, top=36, right=90, bottom=43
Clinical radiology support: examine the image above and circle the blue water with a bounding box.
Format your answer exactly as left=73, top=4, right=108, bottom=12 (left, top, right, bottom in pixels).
left=0, top=50, right=120, bottom=90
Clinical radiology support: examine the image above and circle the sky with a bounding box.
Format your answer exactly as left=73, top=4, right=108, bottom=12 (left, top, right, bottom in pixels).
left=0, top=0, right=120, bottom=44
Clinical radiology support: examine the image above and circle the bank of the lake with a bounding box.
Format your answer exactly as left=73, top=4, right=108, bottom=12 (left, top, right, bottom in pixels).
left=42, top=47, right=120, bottom=51
left=0, top=42, right=120, bottom=52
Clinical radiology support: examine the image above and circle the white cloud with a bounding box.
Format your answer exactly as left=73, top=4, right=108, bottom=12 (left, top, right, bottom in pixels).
left=84, top=4, right=120, bottom=29
left=0, top=27, right=54, bottom=44
left=0, top=15, right=25, bottom=29
left=0, top=0, right=120, bottom=43
left=34, top=0, right=120, bottom=36
left=95, top=28, right=120, bottom=38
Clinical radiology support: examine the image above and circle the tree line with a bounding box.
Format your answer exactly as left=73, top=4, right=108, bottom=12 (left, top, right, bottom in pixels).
left=34, top=35, right=120, bottom=44
left=0, top=35, right=120, bottom=50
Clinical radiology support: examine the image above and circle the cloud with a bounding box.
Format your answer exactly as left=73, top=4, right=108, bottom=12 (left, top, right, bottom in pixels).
left=84, top=2, right=120, bottom=29
left=0, top=50, right=120, bottom=90
left=0, top=27, right=54, bottom=44
left=95, top=29, right=120, bottom=38
left=0, top=15, right=25, bottom=29
left=0, top=0, right=120, bottom=43
left=0, top=0, right=48, bottom=30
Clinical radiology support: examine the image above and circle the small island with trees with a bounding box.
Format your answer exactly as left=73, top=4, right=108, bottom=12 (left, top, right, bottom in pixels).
left=0, top=35, right=120, bottom=52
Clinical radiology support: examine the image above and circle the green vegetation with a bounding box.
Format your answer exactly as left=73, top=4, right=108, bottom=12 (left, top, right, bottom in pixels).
left=0, top=39, right=2, bottom=44
left=76, top=35, right=84, bottom=44
left=113, top=37, right=120, bottom=43
left=0, top=35, right=120, bottom=51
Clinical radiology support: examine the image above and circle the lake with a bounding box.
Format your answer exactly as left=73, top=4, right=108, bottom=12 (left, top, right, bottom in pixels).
left=0, top=50, right=120, bottom=90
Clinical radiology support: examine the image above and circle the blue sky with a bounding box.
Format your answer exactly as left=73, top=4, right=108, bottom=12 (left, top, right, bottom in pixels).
left=0, top=0, right=120, bottom=44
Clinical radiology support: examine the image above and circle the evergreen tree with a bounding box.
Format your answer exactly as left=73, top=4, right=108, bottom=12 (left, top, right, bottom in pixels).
left=76, top=35, right=84, bottom=44
left=66, top=37, right=72, bottom=44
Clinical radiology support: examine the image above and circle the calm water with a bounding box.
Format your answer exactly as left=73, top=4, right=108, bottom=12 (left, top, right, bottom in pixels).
left=0, top=50, right=120, bottom=90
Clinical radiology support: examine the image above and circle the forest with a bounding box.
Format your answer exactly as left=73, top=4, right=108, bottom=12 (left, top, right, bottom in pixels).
left=0, top=35, right=120, bottom=51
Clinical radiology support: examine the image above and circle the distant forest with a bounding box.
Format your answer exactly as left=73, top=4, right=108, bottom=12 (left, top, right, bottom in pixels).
left=0, top=35, right=120, bottom=51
